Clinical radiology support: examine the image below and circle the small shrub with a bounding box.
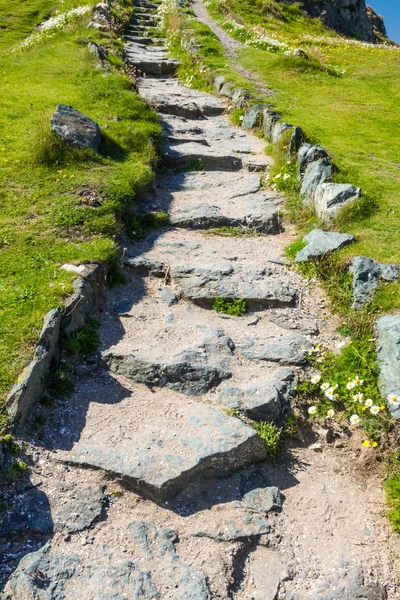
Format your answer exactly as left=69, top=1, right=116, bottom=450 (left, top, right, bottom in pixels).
left=2, top=434, right=20, bottom=455
left=252, top=421, right=282, bottom=461
left=213, top=297, right=247, bottom=315
left=284, top=413, right=298, bottom=437
left=64, top=318, right=100, bottom=356
left=4, top=460, right=28, bottom=481
left=32, top=122, right=96, bottom=166
left=48, top=369, right=74, bottom=398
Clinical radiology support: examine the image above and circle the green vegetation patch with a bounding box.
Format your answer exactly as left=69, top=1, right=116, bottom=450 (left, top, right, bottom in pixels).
left=212, top=297, right=247, bottom=315
left=251, top=420, right=282, bottom=461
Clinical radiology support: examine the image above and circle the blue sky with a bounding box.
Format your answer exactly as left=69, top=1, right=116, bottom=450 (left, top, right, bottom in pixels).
left=370, top=1, right=400, bottom=42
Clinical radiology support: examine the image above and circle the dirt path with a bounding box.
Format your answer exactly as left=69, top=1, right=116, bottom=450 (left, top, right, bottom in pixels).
left=2, top=1, right=400, bottom=598
left=191, top=0, right=275, bottom=98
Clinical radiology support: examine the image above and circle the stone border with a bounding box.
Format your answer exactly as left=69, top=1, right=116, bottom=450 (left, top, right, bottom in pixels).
left=5, top=264, right=108, bottom=431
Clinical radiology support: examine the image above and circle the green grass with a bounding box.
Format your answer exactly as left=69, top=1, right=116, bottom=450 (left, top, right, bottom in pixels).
left=212, top=297, right=247, bottom=315
left=0, top=2, right=161, bottom=414
left=251, top=420, right=282, bottom=461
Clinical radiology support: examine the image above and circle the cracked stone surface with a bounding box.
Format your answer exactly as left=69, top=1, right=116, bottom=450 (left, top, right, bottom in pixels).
left=3, top=2, right=400, bottom=598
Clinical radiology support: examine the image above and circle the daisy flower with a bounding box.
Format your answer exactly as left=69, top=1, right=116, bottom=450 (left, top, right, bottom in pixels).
left=370, top=405, right=380, bottom=415
left=346, top=381, right=356, bottom=390
left=311, top=374, right=321, bottom=384
left=350, top=414, right=361, bottom=425
left=353, top=376, right=364, bottom=386
left=320, top=383, right=330, bottom=391
left=353, top=392, right=363, bottom=403
left=364, top=399, right=373, bottom=408
left=326, top=409, right=335, bottom=418
left=310, top=442, right=321, bottom=451
left=308, top=406, right=317, bottom=415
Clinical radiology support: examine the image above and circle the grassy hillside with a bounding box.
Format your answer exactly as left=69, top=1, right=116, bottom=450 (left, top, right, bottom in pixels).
left=203, top=0, right=400, bottom=308
left=0, top=0, right=160, bottom=423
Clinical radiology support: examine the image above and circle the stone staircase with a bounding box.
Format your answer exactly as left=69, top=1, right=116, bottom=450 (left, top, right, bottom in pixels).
left=5, top=2, right=395, bottom=599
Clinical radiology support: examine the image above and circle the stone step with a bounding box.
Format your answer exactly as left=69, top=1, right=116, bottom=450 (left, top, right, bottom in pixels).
left=125, top=58, right=179, bottom=77
left=57, top=381, right=267, bottom=501
left=125, top=35, right=164, bottom=45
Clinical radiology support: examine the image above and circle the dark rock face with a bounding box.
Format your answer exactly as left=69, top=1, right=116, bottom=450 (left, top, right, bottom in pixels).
left=299, top=0, right=381, bottom=43
left=50, top=104, right=101, bottom=151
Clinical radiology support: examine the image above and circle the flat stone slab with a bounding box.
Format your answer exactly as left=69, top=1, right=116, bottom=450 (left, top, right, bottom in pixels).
left=218, top=367, right=296, bottom=420
left=171, top=262, right=297, bottom=306
left=238, top=334, right=312, bottom=365
left=192, top=509, right=270, bottom=541
left=350, top=255, right=399, bottom=309
left=5, top=524, right=214, bottom=599
left=58, top=382, right=267, bottom=501
left=376, top=315, right=400, bottom=419
left=50, top=104, right=101, bottom=151
left=268, top=308, right=319, bottom=334
left=103, top=325, right=233, bottom=396
left=124, top=42, right=179, bottom=76
left=309, top=565, right=387, bottom=600
left=295, top=229, right=355, bottom=262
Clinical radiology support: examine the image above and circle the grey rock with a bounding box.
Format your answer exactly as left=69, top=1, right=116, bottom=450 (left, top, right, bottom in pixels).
left=231, top=88, right=252, bottom=108
left=295, top=229, right=355, bottom=263
left=163, top=141, right=243, bottom=171
left=242, top=104, right=264, bottom=129
left=4, top=526, right=214, bottom=599
left=62, top=277, right=98, bottom=337
left=242, top=485, right=282, bottom=513
left=54, top=484, right=107, bottom=534
left=50, top=104, right=101, bottom=151
left=124, top=255, right=166, bottom=277
left=301, top=158, right=333, bottom=202
left=238, top=334, right=312, bottom=365
left=298, top=144, right=328, bottom=180
left=214, top=75, right=226, bottom=92
left=61, top=402, right=267, bottom=501
left=287, top=126, right=304, bottom=158
left=157, top=286, right=178, bottom=306
left=314, top=183, right=361, bottom=219
left=218, top=367, right=296, bottom=420
left=113, top=299, right=132, bottom=315
left=220, top=81, right=236, bottom=97
left=104, top=326, right=233, bottom=396
left=172, top=263, right=297, bottom=306
left=87, top=41, right=107, bottom=60
left=309, top=565, right=387, bottom=599
left=376, top=316, right=400, bottom=419
left=5, top=308, right=61, bottom=428
left=170, top=203, right=234, bottom=229
left=350, top=256, right=399, bottom=309
left=262, top=107, right=280, bottom=137
left=125, top=43, right=180, bottom=76
left=271, top=121, right=293, bottom=143
left=192, top=510, right=270, bottom=541
left=268, top=308, right=319, bottom=335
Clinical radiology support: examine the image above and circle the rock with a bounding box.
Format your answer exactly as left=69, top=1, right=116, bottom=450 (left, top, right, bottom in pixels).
left=4, top=527, right=214, bottom=599
left=309, top=565, right=387, bottom=599
left=287, top=126, right=304, bottom=158
left=242, top=486, right=282, bottom=513
left=124, top=255, right=166, bottom=277
left=295, top=229, right=355, bottom=263
left=157, top=286, right=178, bottom=306
left=350, top=256, right=399, bottom=309
left=242, top=104, right=265, bottom=130
left=62, top=277, right=98, bottom=337
left=220, top=81, right=236, bottom=97
left=60, top=398, right=267, bottom=500
left=87, top=41, right=107, bottom=61
left=238, top=334, right=312, bottom=365
left=298, top=144, right=328, bottom=180
left=163, top=140, right=243, bottom=171
left=125, top=43, right=180, bottom=76
left=231, top=88, right=252, bottom=108
left=271, top=121, right=293, bottom=143
left=50, top=104, right=101, bottom=151
left=54, top=484, right=107, bottom=534
left=5, top=308, right=61, bottom=428
left=192, top=510, right=270, bottom=541
left=171, top=262, right=298, bottom=306
left=268, top=308, right=319, bottom=335
left=214, top=76, right=226, bottom=92
left=376, top=316, right=400, bottom=419
left=103, top=326, right=233, bottom=396
left=367, top=5, right=387, bottom=42
left=300, top=158, right=333, bottom=202
left=218, top=367, right=296, bottom=420
left=314, top=183, right=361, bottom=219
left=262, top=107, right=280, bottom=137
left=170, top=203, right=234, bottom=229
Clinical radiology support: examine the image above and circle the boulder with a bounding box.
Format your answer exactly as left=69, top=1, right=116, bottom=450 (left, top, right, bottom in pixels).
left=268, top=308, right=319, bottom=335
left=350, top=256, right=399, bottom=309
left=300, top=158, right=333, bottom=203
left=238, top=334, right=312, bottom=366
left=50, top=105, right=101, bottom=151
left=242, top=104, right=265, bottom=130
left=297, top=144, right=328, bottom=180
left=314, top=183, right=361, bottom=219
left=214, top=76, right=226, bottom=92
left=287, top=126, right=304, bottom=159
left=262, top=107, right=280, bottom=137
left=376, top=315, right=400, bottom=419
left=271, top=121, right=293, bottom=143
left=302, top=0, right=379, bottom=43
left=220, top=81, right=236, bottom=97
left=87, top=41, right=107, bottom=61
left=231, top=88, right=252, bottom=108
left=218, top=367, right=296, bottom=420
left=294, top=229, right=355, bottom=263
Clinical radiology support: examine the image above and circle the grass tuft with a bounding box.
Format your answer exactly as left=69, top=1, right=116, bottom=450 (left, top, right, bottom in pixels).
left=213, top=297, right=247, bottom=315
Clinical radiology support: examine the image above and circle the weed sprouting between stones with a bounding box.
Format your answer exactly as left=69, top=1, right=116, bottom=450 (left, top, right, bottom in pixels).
left=212, top=297, right=247, bottom=316
left=251, top=421, right=282, bottom=461
left=64, top=318, right=100, bottom=356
